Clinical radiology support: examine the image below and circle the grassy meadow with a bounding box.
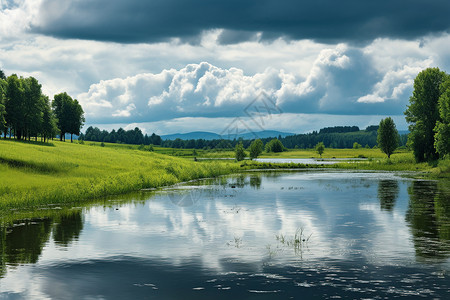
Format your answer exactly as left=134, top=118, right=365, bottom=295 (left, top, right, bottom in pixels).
left=0, top=139, right=239, bottom=211
left=1, top=138, right=449, bottom=213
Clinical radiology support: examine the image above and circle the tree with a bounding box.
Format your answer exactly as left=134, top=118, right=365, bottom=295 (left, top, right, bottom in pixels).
left=0, top=78, right=6, bottom=135
left=235, top=142, right=246, bottom=161
left=249, top=139, right=263, bottom=159
left=265, top=138, right=284, bottom=153
left=22, top=77, right=43, bottom=140
left=53, top=92, right=84, bottom=142
left=0, top=69, right=5, bottom=80
left=41, top=95, right=57, bottom=142
left=377, top=117, right=399, bottom=158
left=405, top=68, right=448, bottom=162
left=5, top=74, right=25, bottom=139
left=53, top=92, right=71, bottom=141
left=0, top=101, right=6, bottom=135
left=353, top=142, right=361, bottom=149
left=67, top=99, right=85, bottom=143
left=315, top=142, right=325, bottom=157
left=434, top=77, right=450, bottom=157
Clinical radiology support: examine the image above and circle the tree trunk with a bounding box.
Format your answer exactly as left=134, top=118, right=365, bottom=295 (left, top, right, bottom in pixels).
left=60, top=131, right=63, bottom=141
left=71, top=133, right=73, bottom=143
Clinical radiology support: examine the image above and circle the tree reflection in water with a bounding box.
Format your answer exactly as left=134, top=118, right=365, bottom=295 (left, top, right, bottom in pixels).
left=405, top=180, right=450, bottom=260
left=378, top=180, right=399, bottom=211
left=0, top=210, right=84, bottom=278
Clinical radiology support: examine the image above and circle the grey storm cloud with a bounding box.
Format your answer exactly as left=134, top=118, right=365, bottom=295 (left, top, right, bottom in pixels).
left=33, top=0, right=450, bottom=44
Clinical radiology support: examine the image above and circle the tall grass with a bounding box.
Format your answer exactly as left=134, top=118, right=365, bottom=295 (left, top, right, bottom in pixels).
left=0, top=139, right=239, bottom=211
left=1, top=139, right=448, bottom=211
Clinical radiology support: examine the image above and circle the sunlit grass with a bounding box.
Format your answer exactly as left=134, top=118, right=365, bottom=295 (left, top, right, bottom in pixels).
left=0, top=139, right=239, bottom=211
left=1, top=138, right=448, bottom=212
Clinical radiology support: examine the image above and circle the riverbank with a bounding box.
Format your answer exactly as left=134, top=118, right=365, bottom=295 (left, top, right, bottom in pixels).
left=0, top=139, right=239, bottom=211
left=1, top=139, right=448, bottom=212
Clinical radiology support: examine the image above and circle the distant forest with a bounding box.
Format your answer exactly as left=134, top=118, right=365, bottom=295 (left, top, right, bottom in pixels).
left=80, top=125, right=408, bottom=150
left=79, top=126, right=162, bottom=145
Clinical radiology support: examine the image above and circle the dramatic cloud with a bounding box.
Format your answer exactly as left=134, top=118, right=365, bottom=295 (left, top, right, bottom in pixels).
left=0, top=0, right=42, bottom=40
left=79, top=44, right=426, bottom=124
left=1, top=1, right=449, bottom=134
left=32, top=0, right=450, bottom=44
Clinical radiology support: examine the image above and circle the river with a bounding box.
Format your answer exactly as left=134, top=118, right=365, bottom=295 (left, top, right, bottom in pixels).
left=1, top=170, right=449, bottom=299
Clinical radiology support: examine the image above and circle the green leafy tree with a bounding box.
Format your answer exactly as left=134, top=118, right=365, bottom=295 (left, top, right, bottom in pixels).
left=377, top=117, right=399, bottom=158
left=235, top=142, right=246, bottom=161
left=67, top=99, right=85, bottom=143
left=53, top=92, right=83, bottom=142
left=5, top=74, right=25, bottom=139
left=315, top=142, right=325, bottom=157
left=353, top=142, right=361, bottom=149
left=249, top=139, right=263, bottom=159
left=0, top=102, right=6, bottom=135
left=0, top=78, right=6, bottom=135
left=265, top=138, right=284, bottom=153
left=434, top=78, right=450, bottom=157
left=41, top=95, right=57, bottom=142
left=22, top=76, right=43, bottom=140
left=405, top=68, right=448, bottom=162
left=0, top=69, right=5, bottom=80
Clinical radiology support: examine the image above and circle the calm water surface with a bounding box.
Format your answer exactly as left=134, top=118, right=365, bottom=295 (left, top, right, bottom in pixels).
left=1, top=170, right=449, bottom=299
left=254, top=158, right=367, bottom=165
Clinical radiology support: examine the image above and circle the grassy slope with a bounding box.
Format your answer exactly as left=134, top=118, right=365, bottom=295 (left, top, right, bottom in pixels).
left=1, top=139, right=448, bottom=211
left=0, top=139, right=239, bottom=210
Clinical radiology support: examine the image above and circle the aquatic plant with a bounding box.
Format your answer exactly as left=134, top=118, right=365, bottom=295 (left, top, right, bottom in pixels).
left=276, top=227, right=312, bottom=256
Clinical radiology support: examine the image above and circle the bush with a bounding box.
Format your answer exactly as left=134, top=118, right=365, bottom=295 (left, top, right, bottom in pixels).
left=353, top=142, right=362, bottom=149
left=265, top=138, right=285, bottom=153
left=235, top=142, right=246, bottom=161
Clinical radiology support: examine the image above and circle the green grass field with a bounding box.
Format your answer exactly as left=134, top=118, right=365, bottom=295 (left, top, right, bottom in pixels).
left=0, top=139, right=239, bottom=211
left=1, top=139, right=448, bottom=212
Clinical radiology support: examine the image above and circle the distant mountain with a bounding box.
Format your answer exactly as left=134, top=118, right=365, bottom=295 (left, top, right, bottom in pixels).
left=161, top=130, right=294, bottom=141
left=161, top=131, right=221, bottom=140
left=237, top=130, right=294, bottom=140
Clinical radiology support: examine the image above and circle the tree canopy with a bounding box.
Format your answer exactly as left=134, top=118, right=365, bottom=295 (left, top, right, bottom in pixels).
left=377, top=117, right=398, bottom=158
left=52, top=92, right=85, bottom=142
left=315, top=142, right=325, bottom=157
left=234, top=142, right=246, bottom=161
left=265, top=138, right=284, bottom=153
left=434, top=77, right=450, bottom=157
left=405, top=67, right=448, bottom=161
left=0, top=73, right=83, bottom=142
left=249, top=139, right=263, bottom=159
left=80, top=126, right=162, bottom=145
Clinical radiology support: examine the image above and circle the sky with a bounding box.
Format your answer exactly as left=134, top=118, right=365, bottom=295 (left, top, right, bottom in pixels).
left=1, top=0, right=450, bottom=135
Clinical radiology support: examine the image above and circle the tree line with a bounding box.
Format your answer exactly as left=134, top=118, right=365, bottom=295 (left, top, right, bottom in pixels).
left=266, top=127, right=407, bottom=150
left=79, top=126, right=162, bottom=146
left=0, top=70, right=84, bottom=142
left=151, top=127, right=407, bottom=151
left=318, top=126, right=360, bottom=134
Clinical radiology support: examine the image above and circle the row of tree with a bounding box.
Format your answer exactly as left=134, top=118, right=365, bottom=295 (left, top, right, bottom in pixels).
left=405, top=68, right=450, bottom=161
left=234, top=138, right=282, bottom=161
left=264, top=128, right=407, bottom=150
left=157, top=127, right=407, bottom=150
left=319, top=126, right=360, bottom=134
left=79, top=126, right=162, bottom=145
left=0, top=71, right=84, bottom=142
